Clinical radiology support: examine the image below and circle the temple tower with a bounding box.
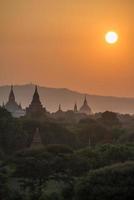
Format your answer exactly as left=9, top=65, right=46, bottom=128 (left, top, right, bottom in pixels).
left=74, top=102, right=78, bottom=113
left=5, top=85, right=20, bottom=112
left=26, top=85, right=46, bottom=117
left=58, top=104, right=62, bottom=112
left=79, top=96, right=92, bottom=115
left=5, top=85, right=25, bottom=117
left=30, top=128, right=43, bottom=148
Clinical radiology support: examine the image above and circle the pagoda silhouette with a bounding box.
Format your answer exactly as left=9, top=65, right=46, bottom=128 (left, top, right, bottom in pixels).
left=26, top=86, right=46, bottom=117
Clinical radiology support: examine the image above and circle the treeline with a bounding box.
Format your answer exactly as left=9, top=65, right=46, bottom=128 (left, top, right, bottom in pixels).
left=0, top=144, right=134, bottom=199
left=0, top=107, right=129, bottom=154
left=1, top=106, right=134, bottom=199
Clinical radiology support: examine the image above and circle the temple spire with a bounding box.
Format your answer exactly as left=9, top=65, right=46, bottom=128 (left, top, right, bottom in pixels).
left=30, top=127, right=43, bottom=148
left=74, top=102, right=78, bottom=113
left=79, top=95, right=92, bottom=115
left=84, top=95, right=87, bottom=105
left=26, top=85, right=45, bottom=117
left=35, top=85, right=38, bottom=93
left=5, top=85, right=25, bottom=117
left=58, top=104, right=62, bottom=111
left=32, top=85, right=41, bottom=104
left=9, top=85, right=15, bottom=102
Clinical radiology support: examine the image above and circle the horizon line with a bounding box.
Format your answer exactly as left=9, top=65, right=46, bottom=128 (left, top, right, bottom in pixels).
left=0, top=83, right=134, bottom=99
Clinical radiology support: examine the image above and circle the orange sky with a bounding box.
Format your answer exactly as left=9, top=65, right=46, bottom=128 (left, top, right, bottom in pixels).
left=0, top=0, right=134, bottom=97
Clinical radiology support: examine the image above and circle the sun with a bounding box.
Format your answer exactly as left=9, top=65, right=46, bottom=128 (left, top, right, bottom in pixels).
left=105, top=31, right=118, bottom=44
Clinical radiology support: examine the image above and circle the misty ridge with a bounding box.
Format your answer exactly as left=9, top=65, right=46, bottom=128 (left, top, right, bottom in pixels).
left=0, top=83, right=134, bottom=114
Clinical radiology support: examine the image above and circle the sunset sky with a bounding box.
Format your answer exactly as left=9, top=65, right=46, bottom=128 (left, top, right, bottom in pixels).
left=0, top=0, right=134, bottom=97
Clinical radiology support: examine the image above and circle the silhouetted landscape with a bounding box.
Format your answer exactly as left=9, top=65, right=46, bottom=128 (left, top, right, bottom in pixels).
left=0, top=84, right=134, bottom=114
left=0, top=85, right=134, bottom=199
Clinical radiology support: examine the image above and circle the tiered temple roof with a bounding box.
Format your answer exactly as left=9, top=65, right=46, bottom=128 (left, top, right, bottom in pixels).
left=26, top=86, right=46, bottom=117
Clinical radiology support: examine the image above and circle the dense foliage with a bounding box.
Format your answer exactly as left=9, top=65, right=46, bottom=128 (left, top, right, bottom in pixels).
left=75, top=161, right=134, bottom=200
left=0, top=107, right=134, bottom=199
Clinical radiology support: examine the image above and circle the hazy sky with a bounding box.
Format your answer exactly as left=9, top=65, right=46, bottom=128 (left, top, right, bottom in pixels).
left=0, top=0, right=134, bottom=97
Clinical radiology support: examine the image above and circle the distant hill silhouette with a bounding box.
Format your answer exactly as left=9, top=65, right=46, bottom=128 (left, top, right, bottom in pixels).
left=0, top=84, right=134, bottom=114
